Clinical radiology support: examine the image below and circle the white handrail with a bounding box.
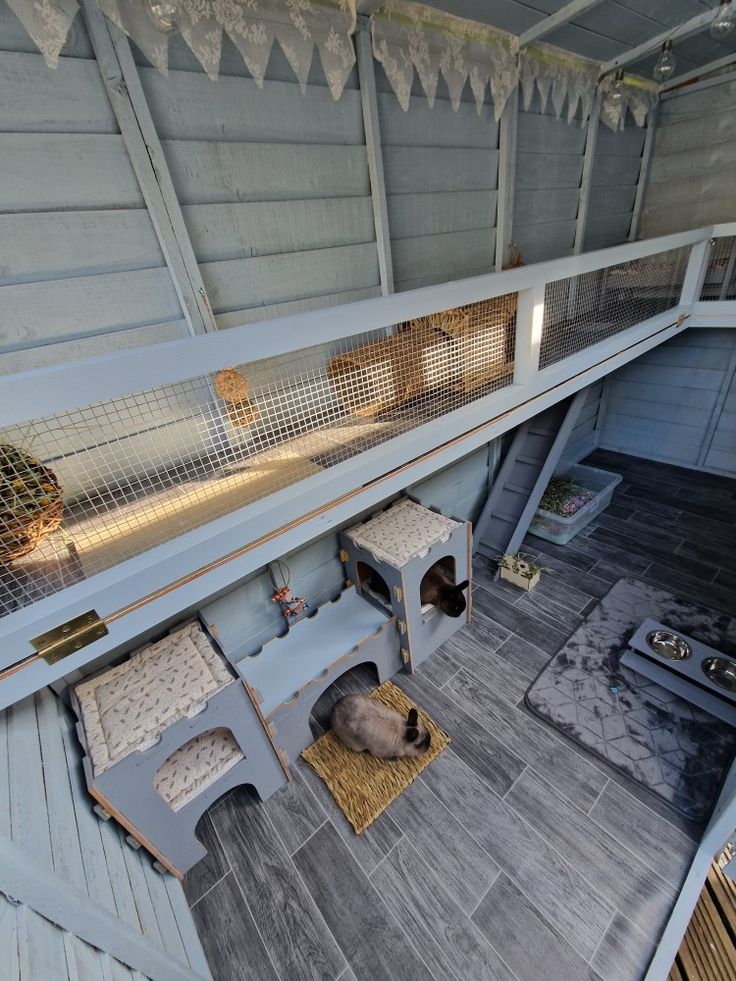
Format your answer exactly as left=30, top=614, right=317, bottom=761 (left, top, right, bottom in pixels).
left=0, top=225, right=715, bottom=427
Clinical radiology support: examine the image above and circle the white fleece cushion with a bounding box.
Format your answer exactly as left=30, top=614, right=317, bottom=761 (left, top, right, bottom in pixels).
left=345, top=498, right=460, bottom=567
left=154, top=728, right=243, bottom=812
left=75, top=623, right=232, bottom=776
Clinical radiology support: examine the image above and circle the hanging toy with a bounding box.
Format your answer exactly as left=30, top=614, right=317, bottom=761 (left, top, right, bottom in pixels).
left=269, top=559, right=308, bottom=620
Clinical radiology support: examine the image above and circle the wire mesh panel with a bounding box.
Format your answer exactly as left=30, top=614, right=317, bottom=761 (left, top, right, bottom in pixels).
left=701, top=237, right=736, bottom=301
left=0, top=295, right=516, bottom=618
left=539, top=246, right=690, bottom=370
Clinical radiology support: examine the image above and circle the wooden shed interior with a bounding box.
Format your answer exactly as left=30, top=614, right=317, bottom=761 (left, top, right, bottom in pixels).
left=1, top=1, right=736, bottom=979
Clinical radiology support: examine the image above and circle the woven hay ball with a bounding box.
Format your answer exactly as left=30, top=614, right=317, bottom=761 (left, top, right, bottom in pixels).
left=0, top=443, right=64, bottom=563
left=215, top=368, right=249, bottom=403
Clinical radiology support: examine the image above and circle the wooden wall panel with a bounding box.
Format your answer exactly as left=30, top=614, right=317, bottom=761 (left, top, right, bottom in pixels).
left=512, top=93, right=585, bottom=265
left=598, top=329, right=736, bottom=474
left=642, top=79, right=736, bottom=238
left=376, top=65, right=498, bottom=292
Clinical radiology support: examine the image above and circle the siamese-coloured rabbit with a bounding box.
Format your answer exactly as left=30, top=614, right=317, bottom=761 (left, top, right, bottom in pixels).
left=330, top=694, right=431, bottom=758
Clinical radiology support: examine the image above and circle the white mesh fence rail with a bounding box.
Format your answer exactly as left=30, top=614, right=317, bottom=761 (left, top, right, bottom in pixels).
left=539, top=246, right=690, bottom=370
left=701, top=237, right=736, bottom=301
left=0, top=295, right=516, bottom=617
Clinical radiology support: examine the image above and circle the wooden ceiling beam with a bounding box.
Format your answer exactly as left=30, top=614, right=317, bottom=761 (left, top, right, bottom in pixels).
left=660, top=50, right=736, bottom=92
left=518, top=0, right=606, bottom=48
left=600, top=7, right=719, bottom=76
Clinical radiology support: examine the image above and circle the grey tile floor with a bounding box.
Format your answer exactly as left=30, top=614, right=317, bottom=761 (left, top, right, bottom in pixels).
left=185, top=450, right=736, bottom=981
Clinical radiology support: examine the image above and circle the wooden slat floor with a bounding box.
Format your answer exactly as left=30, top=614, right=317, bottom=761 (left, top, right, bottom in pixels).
left=184, top=449, right=736, bottom=981
left=668, top=854, right=736, bottom=981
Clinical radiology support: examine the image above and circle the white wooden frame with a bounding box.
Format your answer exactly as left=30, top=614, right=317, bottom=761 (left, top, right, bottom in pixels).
left=518, top=0, right=606, bottom=48
left=2, top=223, right=733, bottom=708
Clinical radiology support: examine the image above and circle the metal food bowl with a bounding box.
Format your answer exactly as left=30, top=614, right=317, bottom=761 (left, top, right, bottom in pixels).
left=646, top=630, right=692, bottom=661
left=701, top=657, right=736, bottom=692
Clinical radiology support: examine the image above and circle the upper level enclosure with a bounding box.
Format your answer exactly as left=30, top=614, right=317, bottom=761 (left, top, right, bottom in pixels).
left=0, top=0, right=735, bottom=707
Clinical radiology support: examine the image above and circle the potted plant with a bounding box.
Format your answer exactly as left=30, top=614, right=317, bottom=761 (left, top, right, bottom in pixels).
left=496, top=552, right=549, bottom=591
left=528, top=463, right=622, bottom=546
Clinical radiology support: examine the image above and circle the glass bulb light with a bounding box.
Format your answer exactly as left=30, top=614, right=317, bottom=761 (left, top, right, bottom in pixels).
left=653, top=40, right=676, bottom=83
left=147, top=0, right=178, bottom=33
left=711, top=0, right=736, bottom=39
left=609, top=69, right=625, bottom=105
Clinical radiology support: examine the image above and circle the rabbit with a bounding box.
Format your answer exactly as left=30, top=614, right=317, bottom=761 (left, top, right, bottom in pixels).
left=420, top=563, right=469, bottom=618
left=330, top=693, right=431, bottom=758
left=364, top=563, right=469, bottom=618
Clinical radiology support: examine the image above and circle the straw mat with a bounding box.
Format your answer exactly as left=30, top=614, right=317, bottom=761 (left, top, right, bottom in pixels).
left=301, top=681, right=450, bottom=834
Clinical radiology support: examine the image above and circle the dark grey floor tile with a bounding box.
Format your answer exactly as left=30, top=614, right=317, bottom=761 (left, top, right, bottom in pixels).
left=422, top=750, right=614, bottom=959
left=505, top=769, right=677, bottom=940
left=184, top=811, right=231, bottom=907
left=471, top=587, right=569, bottom=654
left=620, top=483, right=735, bottom=524
left=587, top=559, right=640, bottom=586
left=672, top=510, right=736, bottom=545
left=443, top=668, right=607, bottom=812
left=472, top=873, right=603, bottom=981
left=515, top=588, right=583, bottom=636
left=676, top=537, right=736, bottom=573
left=334, top=663, right=380, bottom=696
left=605, top=502, right=635, bottom=520
left=588, top=780, right=697, bottom=889
left=493, top=634, right=550, bottom=678
left=212, top=788, right=345, bottom=981
left=444, top=627, right=533, bottom=704
left=580, top=597, right=599, bottom=617
left=555, top=536, right=650, bottom=576
left=523, top=534, right=598, bottom=571
left=389, top=776, right=498, bottom=914
left=591, top=912, right=656, bottom=981
left=312, top=685, right=345, bottom=730
left=297, top=759, right=403, bottom=875
left=471, top=565, right=525, bottom=604
left=293, top=823, right=434, bottom=981
left=262, top=768, right=326, bottom=856
left=336, top=967, right=357, bottom=981
left=190, top=871, right=278, bottom=981
left=527, top=569, right=596, bottom=613
left=528, top=550, right=614, bottom=600
left=588, top=527, right=716, bottom=583
left=417, top=646, right=459, bottom=687
left=371, top=838, right=513, bottom=981
left=641, top=562, right=734, bottom=614
left=396, top=673, right=525, bottom=797
left=593, top=512, right=685, bottom=554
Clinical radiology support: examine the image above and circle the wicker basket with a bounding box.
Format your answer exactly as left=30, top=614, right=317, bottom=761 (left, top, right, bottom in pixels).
left=0, top=443, right=64, bottom=562
left=408, top=297, right=516, bottom=394
left=214, top=368, right=259, bottom=428
left=327, top=323, right=453, bottom=418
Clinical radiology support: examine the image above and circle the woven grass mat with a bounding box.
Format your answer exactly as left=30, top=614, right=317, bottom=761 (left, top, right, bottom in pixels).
left=301, top=681, right=450, bottom=835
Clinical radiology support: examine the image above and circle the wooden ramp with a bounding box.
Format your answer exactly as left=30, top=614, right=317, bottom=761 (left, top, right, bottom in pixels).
left=668, top=855, right=736, bottom=981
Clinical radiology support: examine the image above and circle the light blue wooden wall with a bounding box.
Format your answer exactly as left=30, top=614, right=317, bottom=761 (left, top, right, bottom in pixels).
left=135, top=34, right=381, bottom=326
left=0, top=3, right=189, bottom=371
left=0, top=687, right=210, bottom=980
left=512, top=91, right=586, bottom=264
left=586, top=121, right=644, bottom=250
left=598, top=328, right=736, bottom=475
left=641, top=78, right=736, bottom=237
left=374, top=65, right=498, bottom=291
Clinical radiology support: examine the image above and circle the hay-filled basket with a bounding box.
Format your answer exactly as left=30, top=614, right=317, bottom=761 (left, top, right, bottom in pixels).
left=0, top=443, right=64, bottom=562
left=327, top=297, right=516, bottom=418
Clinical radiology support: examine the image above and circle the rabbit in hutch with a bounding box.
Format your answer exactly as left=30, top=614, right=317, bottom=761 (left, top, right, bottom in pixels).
left=330, top=694, right=431, bottom=758
left=364, top=562, right=469, bottom=618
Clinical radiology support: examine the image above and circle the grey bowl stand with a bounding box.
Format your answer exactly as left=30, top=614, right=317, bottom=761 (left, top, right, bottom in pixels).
left=72, top=677, right=287, bottom=878
left=339, top=501, right=471, bottom=671
left=232, top=586, right=403, bottom=764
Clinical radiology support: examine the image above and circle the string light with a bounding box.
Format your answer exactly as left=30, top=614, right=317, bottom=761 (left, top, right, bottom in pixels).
left=711, top=0, right=736, bottom=39
left=609, top=68, right=625, bottom=105
left=653, top=39, right=676, bottom=83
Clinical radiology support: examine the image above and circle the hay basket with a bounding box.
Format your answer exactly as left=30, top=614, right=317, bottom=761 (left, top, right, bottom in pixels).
left=0, top=443, right=64, bottom=563
left=327, top=323, right=453, bottom=418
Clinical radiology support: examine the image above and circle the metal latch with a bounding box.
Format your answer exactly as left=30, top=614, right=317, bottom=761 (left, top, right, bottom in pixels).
left=30, top=610, right=108, bottom=665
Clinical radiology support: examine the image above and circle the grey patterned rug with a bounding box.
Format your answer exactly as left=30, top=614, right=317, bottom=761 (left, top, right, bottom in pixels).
left=526, top=578, right=736, bottom=821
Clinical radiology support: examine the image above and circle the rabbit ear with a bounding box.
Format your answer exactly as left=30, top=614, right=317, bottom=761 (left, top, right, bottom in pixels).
left=406, top=708, right=418, bottom=727
left=456, top=580, right=469, bottom=591
left=405, top=727, right=419, bottom=742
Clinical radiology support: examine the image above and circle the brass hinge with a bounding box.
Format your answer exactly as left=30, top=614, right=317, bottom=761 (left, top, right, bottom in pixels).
left=339, top=548, right=350, bottom=563
left=392, top=585, right=403, bottom=603
left=398, top=619, right=407, bottom=635
left=400, top=648, right=410, bottom=664
left=30, top=610, right=108, bottom=665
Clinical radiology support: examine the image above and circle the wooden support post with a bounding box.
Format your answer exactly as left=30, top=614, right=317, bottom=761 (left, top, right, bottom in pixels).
left=78, top=0, right=216, bottom=335
left=513, top=284, right=545, bottom=385
left=573, top=89, right=601, bottom=256
left=0, top=837, right=205, bottom=981
left=495, top=87, right=519, bottom=271
left=629, top=103, right=658, bottom=242
left=680, top=238, right=712, bottom=309
left=355, top=21, right=394, bottom=295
